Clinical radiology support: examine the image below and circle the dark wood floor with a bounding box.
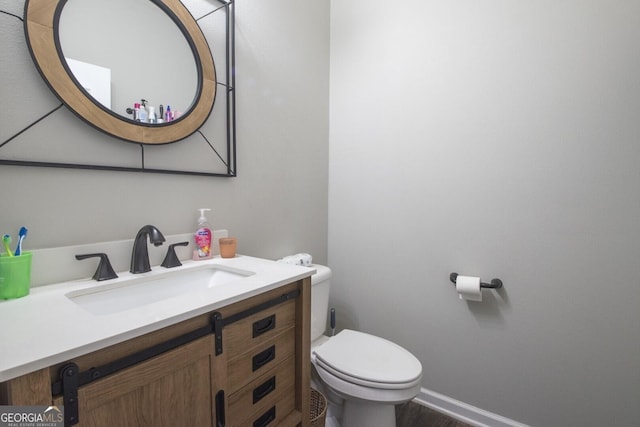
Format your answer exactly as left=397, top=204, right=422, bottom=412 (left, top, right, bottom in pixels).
left=396, top=402, right=473, bottom=427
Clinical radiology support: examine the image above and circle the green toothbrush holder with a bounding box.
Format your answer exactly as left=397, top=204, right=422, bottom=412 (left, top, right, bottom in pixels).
left=0, top=252, right=32, bottom=300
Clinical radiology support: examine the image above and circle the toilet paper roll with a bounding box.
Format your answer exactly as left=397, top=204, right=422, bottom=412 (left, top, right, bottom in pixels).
left=277, top=256, right=297, bottom=265
left=295, top=253, right=313, bottom=266
left=456, top=275, right=482, bottom=302
left=276, top=253, right=313, bottom=266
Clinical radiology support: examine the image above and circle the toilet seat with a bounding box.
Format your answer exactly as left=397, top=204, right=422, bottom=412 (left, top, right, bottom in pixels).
left=313, top=329, right=422, bottom=390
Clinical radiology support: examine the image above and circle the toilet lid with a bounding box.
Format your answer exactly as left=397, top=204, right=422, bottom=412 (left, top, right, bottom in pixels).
left=313, top=329, right=422, bottom=387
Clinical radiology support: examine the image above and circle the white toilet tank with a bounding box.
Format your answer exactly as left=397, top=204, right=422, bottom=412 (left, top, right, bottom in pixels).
left=310, top=264, right=332, bottom=342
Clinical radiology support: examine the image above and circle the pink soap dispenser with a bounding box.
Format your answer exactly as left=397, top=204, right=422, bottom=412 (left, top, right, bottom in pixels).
left=193, top=208, right=213, bottom=260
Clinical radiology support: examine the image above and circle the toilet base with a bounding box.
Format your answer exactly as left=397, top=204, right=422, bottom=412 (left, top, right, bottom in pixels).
left=311, top=354, right=413, bottom=427
left=343, top=400, right=396, bottom=427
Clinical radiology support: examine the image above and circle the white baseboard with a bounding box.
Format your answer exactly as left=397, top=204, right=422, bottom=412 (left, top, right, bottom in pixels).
left=413, top=387, right=530, bottom=427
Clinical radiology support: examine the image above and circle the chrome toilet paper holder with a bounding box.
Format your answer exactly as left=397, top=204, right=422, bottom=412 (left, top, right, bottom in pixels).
left=450, top=272, right=503, bottom=289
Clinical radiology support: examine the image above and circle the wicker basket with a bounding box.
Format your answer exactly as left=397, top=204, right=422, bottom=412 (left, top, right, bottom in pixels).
left=310, top=388, right=327, bottom=427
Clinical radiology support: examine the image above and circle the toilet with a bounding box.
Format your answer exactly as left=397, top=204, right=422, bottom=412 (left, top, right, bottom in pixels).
left=310, top=265, right=422, bottom=427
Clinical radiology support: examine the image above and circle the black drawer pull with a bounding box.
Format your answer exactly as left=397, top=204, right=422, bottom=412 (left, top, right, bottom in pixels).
left=252, top=345, right=276, bottom=372
left=253, top=376, right=276, bottom=403
left=253, top=406, right=276, bottom=427
left=253, top=314, right=276, bottom=337
left=215, top=390, right=225, bottom=427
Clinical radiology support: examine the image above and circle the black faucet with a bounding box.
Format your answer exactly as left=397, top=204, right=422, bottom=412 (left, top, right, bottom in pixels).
left=130, top=225, right=166, bottom=274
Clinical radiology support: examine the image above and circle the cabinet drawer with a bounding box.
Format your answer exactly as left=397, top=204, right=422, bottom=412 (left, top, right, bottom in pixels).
left=227, top=392, right=296, bottom=427
left=223, top=298, right=296, bottom=356
left=227, top=356, right=295, bottom=426
left=227, top=327, right=295, bottom=394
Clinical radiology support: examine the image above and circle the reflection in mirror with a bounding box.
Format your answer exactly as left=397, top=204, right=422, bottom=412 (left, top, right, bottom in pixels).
left=58, top=0, right=198, bottom=123
left=24, top=0, right=217, bottom=144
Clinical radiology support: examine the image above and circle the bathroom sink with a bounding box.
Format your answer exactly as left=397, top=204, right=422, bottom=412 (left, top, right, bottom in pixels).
left=66, top=265, right=254, bottom=315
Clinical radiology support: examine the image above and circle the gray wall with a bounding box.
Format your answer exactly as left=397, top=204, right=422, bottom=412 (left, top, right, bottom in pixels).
left=0, top=0, right=329, bottom=263
left=328, top=0, right=640, bottom=426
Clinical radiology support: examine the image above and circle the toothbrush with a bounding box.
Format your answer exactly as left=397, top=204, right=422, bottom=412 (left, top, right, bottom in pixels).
left=2, top=234, right=13, bottom=257
left=14, top=227, right=27, bottom=256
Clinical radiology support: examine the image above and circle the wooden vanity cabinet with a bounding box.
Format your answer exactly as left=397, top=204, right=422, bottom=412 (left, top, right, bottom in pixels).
left=0, top=277, right=311, bottom=427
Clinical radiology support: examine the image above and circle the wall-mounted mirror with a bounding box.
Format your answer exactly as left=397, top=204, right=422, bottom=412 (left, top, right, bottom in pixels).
left=24, top=0, right=216, bottom=145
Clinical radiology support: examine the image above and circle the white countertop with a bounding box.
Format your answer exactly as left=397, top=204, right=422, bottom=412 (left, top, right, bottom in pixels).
left=0, top=255, right=314, bottom=382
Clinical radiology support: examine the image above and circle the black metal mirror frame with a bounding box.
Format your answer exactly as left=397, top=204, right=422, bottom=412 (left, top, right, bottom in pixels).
left=0, top=0, right=236, bottom=177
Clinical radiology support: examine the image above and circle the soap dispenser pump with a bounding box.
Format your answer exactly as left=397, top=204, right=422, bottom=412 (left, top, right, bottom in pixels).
left=193, top=208, right=213, bottom=260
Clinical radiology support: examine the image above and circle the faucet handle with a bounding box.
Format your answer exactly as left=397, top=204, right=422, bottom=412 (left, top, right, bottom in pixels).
left=161, top=242, right=189, bottom=268
left=76, top=253, right=118, bottom=281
